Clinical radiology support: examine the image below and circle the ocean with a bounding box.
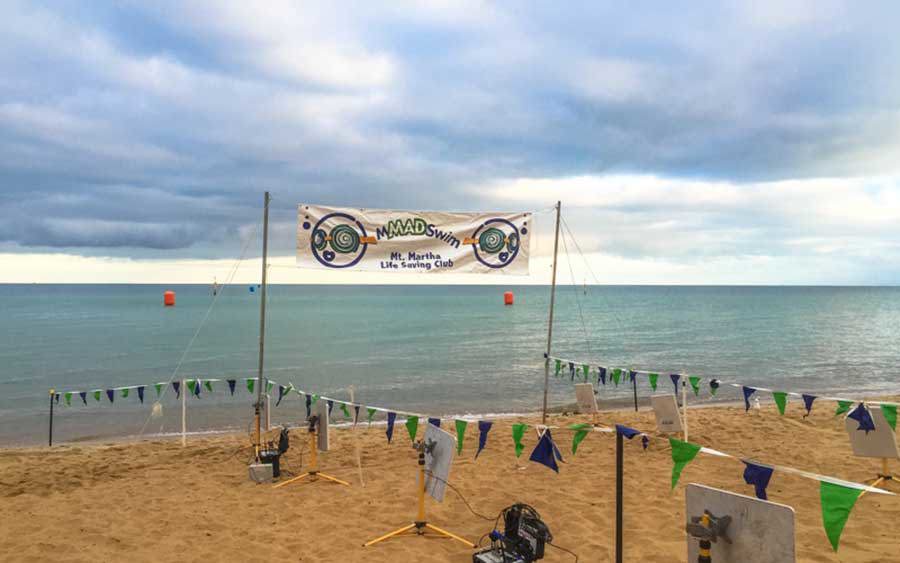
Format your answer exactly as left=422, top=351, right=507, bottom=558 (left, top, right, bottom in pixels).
left=1, top=284, right=898, bottom=446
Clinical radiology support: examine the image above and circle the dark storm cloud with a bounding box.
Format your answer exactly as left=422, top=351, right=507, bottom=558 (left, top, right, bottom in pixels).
left=0, top=0, right=899, bottom=277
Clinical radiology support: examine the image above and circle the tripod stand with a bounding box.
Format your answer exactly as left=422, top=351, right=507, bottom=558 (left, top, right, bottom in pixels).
left=273, top=415, right=350, bottom=489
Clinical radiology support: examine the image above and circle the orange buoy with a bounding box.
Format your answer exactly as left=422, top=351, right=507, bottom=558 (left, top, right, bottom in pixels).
left=163, top=290, right=176, bottom=307
left=504, top=291, right=514, bottom=306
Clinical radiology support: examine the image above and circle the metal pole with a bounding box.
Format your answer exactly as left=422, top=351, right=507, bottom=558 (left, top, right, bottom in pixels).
left=615, top=429, right=623, bottom=563
left=255, top=191, right=270, bottom=456
left=631, top=371, right=638, bottom=412
left=181, top=378, right=186, bottom=447
left=48, top=389, right=55, bottom=447
left=541, top=201, right=562, bottom=425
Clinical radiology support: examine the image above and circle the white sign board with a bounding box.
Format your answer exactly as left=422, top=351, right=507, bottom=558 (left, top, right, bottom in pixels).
left=844, top=407, right=899, bottom=460
left=424, top=422, right=455, bottom=502
left=297, top=204, right=532, bottom=274
left=316, top=399, right=329, bottom=452
left=687, top=484, right=795, bottom=563
left=651, top=394, right=683, bottom=433
left=574, top=383, right=598, bottom=414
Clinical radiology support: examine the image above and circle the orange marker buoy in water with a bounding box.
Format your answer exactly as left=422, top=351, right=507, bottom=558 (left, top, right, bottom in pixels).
left=163, top=290, right=176, bottom=307
left=504, top=291, right=514, bottom=305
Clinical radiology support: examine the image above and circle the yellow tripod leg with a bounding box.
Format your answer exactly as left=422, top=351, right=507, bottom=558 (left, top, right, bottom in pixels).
left=316, top=472, right=351, bottom=487
left=272, top=472, right=311, bottom=489
left=364, top=523, right=417, bottom=547
left=424, top=523, right=476, bottom=547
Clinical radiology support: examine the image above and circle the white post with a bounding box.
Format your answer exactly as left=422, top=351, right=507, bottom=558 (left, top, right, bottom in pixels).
left=181, top=378, right=186, bottom=447
left=682, top=379, right=689, bottom=442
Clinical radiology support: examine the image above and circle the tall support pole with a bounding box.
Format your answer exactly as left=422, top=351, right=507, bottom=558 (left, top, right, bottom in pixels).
left=541, top=201, right=562, bottom=425
left=682, top=380, right=689, bottom=443
left=255, top=191, right=270, bottom=457
left=631, top=371, right=638, bottom=412
left=48, top=389, right=55, bottom=447
left=615, top=428, right=624, bottom=563
left=181, top=378, right=186, bottom=447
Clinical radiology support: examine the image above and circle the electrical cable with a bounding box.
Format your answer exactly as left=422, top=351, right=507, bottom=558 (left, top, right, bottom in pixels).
left=424, top=469, right=497, bottom=522
left=547, top=540, right=580, bottom=562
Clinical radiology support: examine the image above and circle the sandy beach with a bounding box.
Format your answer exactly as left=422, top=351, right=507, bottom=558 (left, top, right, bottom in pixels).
left=2, top=399, right=898, bottom=562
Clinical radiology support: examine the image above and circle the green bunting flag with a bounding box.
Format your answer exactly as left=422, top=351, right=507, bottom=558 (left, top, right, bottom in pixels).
left=880, top=404, right=897, bottom=431
left=266, top=381, right=274, bottom=394
left=155, top=383, right=163, bottom=397
left=688, top=376, right=701, bottom=396
left=555, top=359, right=561, bottom=376
left=648, top=373, right=659, bottom=391
left=569, top=423, right=592, bottom=455
left=512, top=423, right=528, bottom=458
left=93, top=390, right=101, bottom=402
left=246, top=379, right=254, bottom=394
left=669, top=438, right=702, bottom=489
left=820, top=481, right=863, bottom=552
left=773, top=392, right=788, bottom=416
left=340, top=403, right=351, bottom=419
left=367, top=407, right=377, bottom=424
left=312, top=394, right=319, bottom=406
left=611, top=368, right=622, bottom=386
left=582, top=364, right=589, bottom=381
left=121, top=388, right=129, bottom=399
left=64, top=392, right=72, bottom=406
left=204, top=380, right=213, bottom=392
left=186, top=380, right=196, bottom=395
left=405, top=416, right=419, bottom=442
left=835, top=401, right=853, bottom=416
left=455, top=419, right=468, bottom=455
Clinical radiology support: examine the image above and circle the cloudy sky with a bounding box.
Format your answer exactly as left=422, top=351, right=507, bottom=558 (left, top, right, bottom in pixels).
left=2, top=1, right=899, bottom=284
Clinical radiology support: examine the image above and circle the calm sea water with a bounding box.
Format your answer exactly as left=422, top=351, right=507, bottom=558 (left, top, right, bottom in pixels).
left=1, top=284, right=899, bottom=446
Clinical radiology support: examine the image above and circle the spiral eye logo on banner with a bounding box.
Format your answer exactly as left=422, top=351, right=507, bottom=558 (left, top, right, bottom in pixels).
left=297, top=204, right=532, bottom=274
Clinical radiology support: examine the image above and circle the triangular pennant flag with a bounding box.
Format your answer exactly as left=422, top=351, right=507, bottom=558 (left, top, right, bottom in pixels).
left=742, top=461, right=774, bottom=500
left=204, top=380, right=213, bottom=393
left=598, top=367, right=607, bottom=386
left=186, top=380, right=196, bottom=395
left=616, top=424, right=641, bottom=440
left=64, top=392, right=72, bottom=406
left=79, top=391, right=87, bottom=405
left=311, top=394, right=319, bottom=406
left=55, top=393, right=60, bottom=404
left=340, top=403, right=351, bottom=419
left=405, top=415, right=419, bottom=442
left=386, top=412, right=397, bottom=443
left=455, top=420, right=468, bottom=455
left=688, top=376, right=701, bottom=396
left=709, top=379, right=719, bottom=396
left=305, top=394, right=312, bottom=418
left=327, top=400, right=334, bottom=417
left=835, top=400, right=853, bottom=417
left=476, top=420, right=493, bottom=459
left=194, top=379, right=202, bottom=397
left=137, top=386, right=145, bottom=404
left=569, top=362, right=575, bottom=381
left=512, top=423, right=528, bottom=458
left=569, top=423, right=591, bottom=454
left=428, top=417, right=441, bottom=428
left=367, top=407, right=377, bottom=425
left=802, top=394, right=817, bottom=417
left=742, top=386, right=756, bottom=412
left=820, top=481, right=862, bottom=552
left=629, top=370, right=637, bottom=383
left=106, top=389, right=115, bottom=403
left=227, top=379, right=236, bottom=395
left=121, top=388, right=129, bottom=399
left=93, top=390, right=101, bottom=402
left=669, top=437, right=701, bottom=489
left=880, top=404, right=897, bottom=431
left=772, top=391, right=788, bottom=416
left=611, top=368, right=621, bottom=386
left=670, top=373, right=681, bottom=392
left=246, top=379, right=254, bottom=394
left=266, top=381, right=274, bottom=394
left=353, top=405, right=361, bottom=425
left=847, top=403, right=875, bottom=433
left=555, top=359, right=561, bottom=376
left=276, top=385, right=287, bottom=407
left=582, top=364, right=590, bottom=381
left=173, top=381, right=182, bottom=398
left=529, top=429, right=562, bottom=473
left=155, top=383, right=163, bottom=397
left=648, top=373, right=659, bottom=391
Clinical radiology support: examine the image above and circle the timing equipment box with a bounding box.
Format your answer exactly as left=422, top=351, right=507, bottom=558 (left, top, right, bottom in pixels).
left=473, top=549, right=526, bottom=563
left=248, top=462, right=274, bottom=484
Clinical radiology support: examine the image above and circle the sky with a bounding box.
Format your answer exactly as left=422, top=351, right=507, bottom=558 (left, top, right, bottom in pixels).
left=1, top=1, right=899, bottom=284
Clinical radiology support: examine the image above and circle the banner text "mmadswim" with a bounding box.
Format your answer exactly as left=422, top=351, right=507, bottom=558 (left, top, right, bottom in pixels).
left=375, top=218, right=461, bottom=249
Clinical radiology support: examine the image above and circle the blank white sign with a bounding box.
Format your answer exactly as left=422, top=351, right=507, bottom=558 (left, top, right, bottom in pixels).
left=651, top=394, right=683, bottom=433
left=574, top=383, right=598, bottom=414
left=844, top=406, right=899, bottom=460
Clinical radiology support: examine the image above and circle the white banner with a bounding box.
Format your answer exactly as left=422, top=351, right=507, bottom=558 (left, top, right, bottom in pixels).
left=297, top=204, right=532, bottom=274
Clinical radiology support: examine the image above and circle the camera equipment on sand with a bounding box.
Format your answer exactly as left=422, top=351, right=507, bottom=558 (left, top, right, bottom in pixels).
left=473, top=503, right=552, bottom=563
